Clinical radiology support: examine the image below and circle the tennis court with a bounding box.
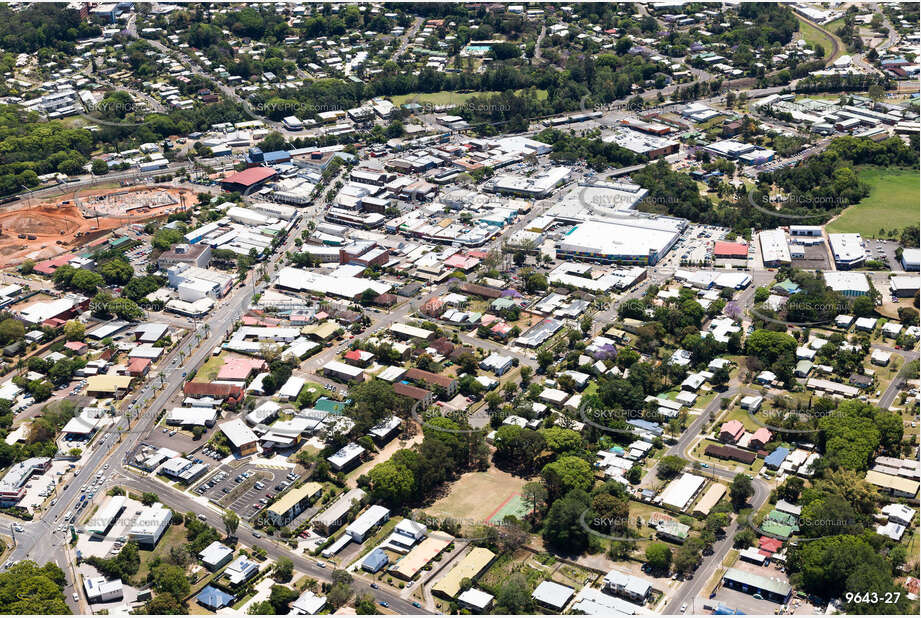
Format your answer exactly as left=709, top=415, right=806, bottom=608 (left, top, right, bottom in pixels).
left=489, top=492, right=530, bottom=523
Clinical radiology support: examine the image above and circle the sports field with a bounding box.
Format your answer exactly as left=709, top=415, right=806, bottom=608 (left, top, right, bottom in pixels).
left=391, top=88, right=548, bottom=108
left=428, top=469, right=527, bottom=525
left=795, top=15, right=838, bottom=62
left=826, top=167, right=919, bottom=237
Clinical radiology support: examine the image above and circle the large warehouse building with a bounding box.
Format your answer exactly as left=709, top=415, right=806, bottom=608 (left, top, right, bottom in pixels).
left=556, top=218, right=683, bottom=266
left=828, top=233, right=866, bottom=269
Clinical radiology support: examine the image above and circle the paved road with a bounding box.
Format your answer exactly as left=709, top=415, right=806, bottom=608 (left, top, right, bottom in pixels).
left=875, top=344, right=920, bottom=410
left=118, top=472, right=427, bottom=615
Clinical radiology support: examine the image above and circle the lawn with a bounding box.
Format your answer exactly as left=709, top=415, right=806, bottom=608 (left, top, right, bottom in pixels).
left=478, top=549, right=548, bottom=595
left=136, top=523, right=189, bottom=582
left=193, top=354, right=225, bottom=382
left=795, top=15, right=837, bottom=61
left=826, top=167, right=920, bottom=237
left=722, top=407, right=764, bottom=432
left=391, top=88, right=548, bottom=108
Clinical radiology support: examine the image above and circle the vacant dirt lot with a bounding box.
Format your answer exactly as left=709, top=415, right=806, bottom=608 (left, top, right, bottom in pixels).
left=428, top=468, right=529, bottom=526
left=0, top=186, right=193, bottom=267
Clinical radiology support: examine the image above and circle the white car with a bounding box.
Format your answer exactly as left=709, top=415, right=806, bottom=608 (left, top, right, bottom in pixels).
left=681, top=603, right=687, bottom=613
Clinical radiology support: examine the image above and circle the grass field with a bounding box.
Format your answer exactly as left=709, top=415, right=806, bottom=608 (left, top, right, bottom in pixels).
left=390, top=88, right=548, bottom=108
left=795, top=15, right=837, bottom=62
left=428, top=468, right=528, bottom=525
left=193, top=354, right=225, bottom=382
left=826, top=167, right=920, bottom=237
left=136, top=523, right=189, bottom=582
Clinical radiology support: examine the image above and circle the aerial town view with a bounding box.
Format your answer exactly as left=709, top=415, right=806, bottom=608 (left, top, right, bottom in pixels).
left=0, top=1, right=918, bottom=617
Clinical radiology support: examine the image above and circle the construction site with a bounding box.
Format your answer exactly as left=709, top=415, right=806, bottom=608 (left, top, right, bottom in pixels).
left=0, top=186, right=194, bottom=268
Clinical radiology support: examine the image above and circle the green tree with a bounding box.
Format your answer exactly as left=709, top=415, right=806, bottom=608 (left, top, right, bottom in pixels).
left=541, top=490, right=591, bottom=553
left=368, top=460, right=415, bottom=507
left=541, top=456, right=594, bottom=500
left=62, top=320, right=85, bottom=342
left=657, top=455, right=687, bottom=479
left=729, top=474, right=754, bottom=510
left=151, top=563, right=190, bottom=599
left=645, top=542, right=672, bottom=572
left=0, top=318, right=25, bottom=345
left=222, top=511, right=239, bottom=537
left=494, top=573, right=534, bottom=614
left=0, top=561, right=70, bottom=614
left=273, top=557, right=294, bottom=583
left=69, top=268, right=104, bottom=295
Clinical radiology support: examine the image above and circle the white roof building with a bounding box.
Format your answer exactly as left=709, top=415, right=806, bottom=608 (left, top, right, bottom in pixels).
left=346, top=504, right=391, bottom=542
left=128, top=502, right=171, bottom=548
left=659, top=473, right=706, bottom=511
left=758, top=228, right=791, bottom=265
left=219, top=419, right=259, bottom=449
left=823, top=271, right=870, bottom=296
left=166, top=407, right=218, bottom=427
left=532, top=580, right=575, bottom=610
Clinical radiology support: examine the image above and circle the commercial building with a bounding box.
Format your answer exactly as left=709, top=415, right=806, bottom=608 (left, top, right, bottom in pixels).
left=890, top=275, right=920, bottom=298
left=659, top=473, right=706, bottom=511
left=88, top=495, right=126, bottom=536
left=312, top=488, right=367, bottom=535
left=166, top=407, right=218, bottom=427
left=220, top=166, right=277, bottom=192
left=265, top=482, right=323, bottom=526
left=900, top=248, right=920, bottom=271
left=327, top=442, right=366, bottom=472
left=823, top=271, right=870, bottom=297
left=346, top=504, right=391, bottom=542
left=491, top=166, right=570, bottom=198
left=219, top=419, right=260, bottom=456
left=722, top=567, right=792, bottom=603
left=828, top=233, right=865, bottom=269
left=603, top=127, right=680, bottom=158
left=713, top=241, right=749, bottom=259
left=758, top=229, right=791, bottom=266
left=84, top=577, right=123, bottom=603
left=0, top=457, right=51, bottom=506
left=157, top=243, right=212, bottom=270
left=556, top=219, right=681, bottom=266
left=432, top=547, right=496, bottom=599
left=128, top=502, right=172, bottom=549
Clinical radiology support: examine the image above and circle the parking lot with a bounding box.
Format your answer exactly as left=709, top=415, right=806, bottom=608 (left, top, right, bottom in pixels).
left=791, top=243, right=831, bottom=270
left=194, top=462, right=302, bottom=521
left=866, top=238, right=904, bottom=271
left=144, top=416, right=220, bottom=454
